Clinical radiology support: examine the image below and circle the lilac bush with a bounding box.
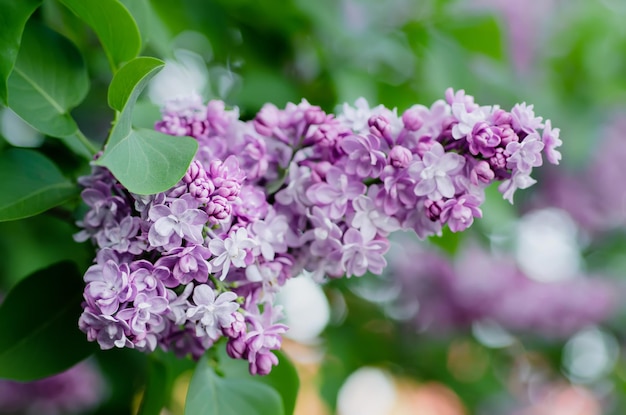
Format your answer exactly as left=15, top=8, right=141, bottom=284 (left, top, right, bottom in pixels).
left=75, top=88, right=561, bottom=375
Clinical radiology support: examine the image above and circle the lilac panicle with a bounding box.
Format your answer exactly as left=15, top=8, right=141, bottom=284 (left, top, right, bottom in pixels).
left=75, top=88, right=561, bottom=374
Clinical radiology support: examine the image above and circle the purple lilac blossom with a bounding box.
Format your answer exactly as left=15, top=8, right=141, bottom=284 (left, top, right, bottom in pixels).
left=75, top=89, right=561, bottom=374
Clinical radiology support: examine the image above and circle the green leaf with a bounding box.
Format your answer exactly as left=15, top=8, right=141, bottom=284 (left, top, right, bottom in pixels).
left=184, top=355, right=284, bottom=415
left=217, top=344, right=299, bottom=415
left=59, top=0, right=141, bottom=71
left=95, top=57, right=197, bottom=195
left=0, top=0, right=42, bottom=105
left=6, top=22, right=89, bottom=138
left=0, top=148, right=78, bottom=222
left=97, top=128, right=198, bottom=195
left=0, top=261, right=96, bottom=381
left=138, top=356, right=169, bottom=415
left=258, top=350, right=299, bottom=415
left=108, top=56, right=164, bottom=112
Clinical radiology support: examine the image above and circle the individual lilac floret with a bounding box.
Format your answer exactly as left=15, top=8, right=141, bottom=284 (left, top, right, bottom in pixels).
left=350, top=192, right=400, bottom=240
left=84, top=261, right=135, bottom=315
left=155, top=245, right=212, bottom=286
left=440, top=194, right=483, bottom=232
left=186, top=285, right=239, bottom=341
left=511, top=102, right=544, bottom=134
left=409, top=142, right=465, bottom=201
left=148, top=197, right=208, bottom=250
left=451, top=103, right=488, bottom=140
left=116, top=292, right=168, bottom=351
left=209, top=227, right=258, bottom=278
left=541, top=119, right=562, bottom=165
left=340, top=228, right=389, bottom=277
left=243, top=305, right=288, bottom=376
left=250, top=210, right=289, bottom=261
left=339, top=134, right=386, bottom=178
left=505, top=133, right=544, bottom=173
left=306, top=166, right=367, bottom=219
left=78, top=310, right=132, bottom=350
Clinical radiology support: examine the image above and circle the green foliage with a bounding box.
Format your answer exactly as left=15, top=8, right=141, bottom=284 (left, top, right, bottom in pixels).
left=6, top=22, right=89, bottom=139
left=185, top=354, right=284, bottom=415
left=108, top=56, right=164, bottom=111
left=216, top=345, right=300, bottom=415
left=96, top=57, right=198, bottom=194
left=0, top=261, right=96, bottom=381
left=58, top=0, right=141, bottom=71
left=0, top=0, right=41, bottom=104
left=137, top=357, right=169, bottom=415
left=0, top=148, right=77, bottom=222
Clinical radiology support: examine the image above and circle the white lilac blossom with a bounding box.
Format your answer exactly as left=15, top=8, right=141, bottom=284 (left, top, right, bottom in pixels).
left=75, top=88, right=561, bottom=375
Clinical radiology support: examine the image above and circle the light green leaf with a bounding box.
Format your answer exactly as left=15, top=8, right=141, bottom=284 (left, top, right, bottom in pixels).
left=0, top=149, right=78, bottom=222
left=108, top=56, right=164, bottom=112
left=184, top=355, right=284, bottom=415
left=0, top=0, right=41, bottom=105
left=6, top=22, right=89, bottom=138
left=217, top=344, right=300, bottom=415
left=0, top=261, right=96, bottom=381
left=96, top=57, right=197, bottom=195
left=59, top=0, right=141, bottom=71
left=97, top=128, right=198, bottom=195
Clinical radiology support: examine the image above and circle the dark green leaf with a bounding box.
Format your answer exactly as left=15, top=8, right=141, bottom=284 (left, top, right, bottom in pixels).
left=6, top=22, right=89, bottom=138
left=59, top=0, right=141, bottom=71
left=0, top=149, right=78, bottom=222
left=96, top=57, right=197, bottom=195
left=184, top=355, right=284, bottom=415
left=108, top=57, right=164, bottom=112
left=0, top=261, right=96, bottom=381
left=0, top=0, right=41, bottom=105
left=138, top=356, right=169, bottom=415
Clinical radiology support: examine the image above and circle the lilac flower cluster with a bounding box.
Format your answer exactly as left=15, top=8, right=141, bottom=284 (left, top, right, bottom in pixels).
left=386, top=239, right=616, bottom=337
left=75, top=89, right=560, bottom=374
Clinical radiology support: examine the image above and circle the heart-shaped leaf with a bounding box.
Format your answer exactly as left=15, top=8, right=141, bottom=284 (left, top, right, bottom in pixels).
left=184, top=355, right=284, bottom=415
left=96, top=57, right=198, bottom=195
left=0, top=0, right=41, bottom=105
left=6, top=22, right=89, bottom=138
left=0, top=148, right=78, bottom=222
left=97, top=128, right=198, bottom=195
left=0, top=261, right=97, bottom=381
left=59, top=0, right=141, bottom=71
